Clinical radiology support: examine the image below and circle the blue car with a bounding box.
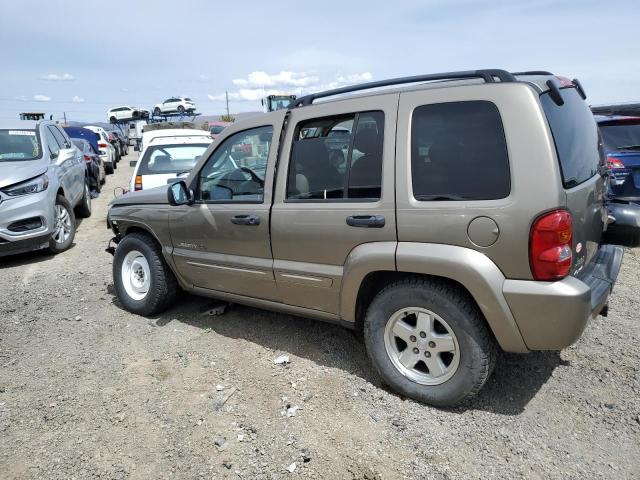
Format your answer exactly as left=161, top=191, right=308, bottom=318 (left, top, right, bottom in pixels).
left=596, top=115, right=640, bottom=204
left=63, top=126, right=100, bottom=153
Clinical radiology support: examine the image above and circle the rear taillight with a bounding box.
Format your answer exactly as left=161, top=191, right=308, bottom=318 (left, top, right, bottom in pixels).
left=134, top=175, right=142, bottom=191
left=529, top=210, right=573, bottom=281
left=83, top=155, right=91, bottom=162
left=98, top=142, right=108, bottom=148
left=607, top=156, right=625, bottom=169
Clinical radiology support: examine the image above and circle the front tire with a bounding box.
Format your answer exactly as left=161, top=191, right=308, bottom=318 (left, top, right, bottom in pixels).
left=363, top=278, right=496, bottom=407
left=113, top=233, right=178, bottom=316
left=48, top=195, right=75, bottom=254
left=177, top=105, right=185, bottom=114
left=154, top=107, right=161, bottom=115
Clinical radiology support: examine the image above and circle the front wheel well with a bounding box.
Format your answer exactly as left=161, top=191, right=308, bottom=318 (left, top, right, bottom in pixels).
left=120, top=225, right=161, bottom=248
left=354, top=271, right=485, bottom=333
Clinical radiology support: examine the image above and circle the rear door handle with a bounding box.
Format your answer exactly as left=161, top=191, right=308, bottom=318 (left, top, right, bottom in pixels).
left=230, top=214, right=260, bottom=226
left=346, top=215, right=385, bottom=228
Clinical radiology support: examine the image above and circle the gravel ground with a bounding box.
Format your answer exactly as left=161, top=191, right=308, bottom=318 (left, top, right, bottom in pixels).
left=1, top=152, right=639, bottom=479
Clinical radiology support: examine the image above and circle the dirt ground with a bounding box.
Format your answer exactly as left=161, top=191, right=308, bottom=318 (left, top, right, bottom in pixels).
left=1, top=151, right=639, bottom=480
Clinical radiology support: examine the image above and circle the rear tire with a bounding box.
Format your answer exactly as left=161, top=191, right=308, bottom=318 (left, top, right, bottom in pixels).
left=47, top=195, right=75, bottom=254
left=177, top=105, right=185, bottom=114
left=75, top=182, right=92, bottom=218
left=105, top=162, right=114, bottom=174
left=110, top=116, right=117, bottom=123
left=113, top=232, right=178, bottom=316
left=363, top=277, right=496, bottom=407
left=154, top=107, right=161, bottom=115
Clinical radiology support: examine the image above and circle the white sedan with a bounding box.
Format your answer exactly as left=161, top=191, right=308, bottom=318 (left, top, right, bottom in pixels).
left=107, top=106, right=148, bottom=123
left=129, top=134, right=213, bottom=192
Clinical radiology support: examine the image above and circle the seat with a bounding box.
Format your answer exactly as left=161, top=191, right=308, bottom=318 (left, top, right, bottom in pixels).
left=152, top=154, right=172, bottom=172
left=289, top=138, right=343, bottom=198
left=349, top=126, right=383, bottom=198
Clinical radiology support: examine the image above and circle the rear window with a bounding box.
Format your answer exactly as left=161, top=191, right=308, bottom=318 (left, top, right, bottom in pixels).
left=541, top=87, right=600, bottom=188
left=411, top=101, right=510, bottom=201
left=599, top=121, right=640, bottom=151
left=138, top=143, right=209, bottom=175
left=0, top=129, right=42, bottom=161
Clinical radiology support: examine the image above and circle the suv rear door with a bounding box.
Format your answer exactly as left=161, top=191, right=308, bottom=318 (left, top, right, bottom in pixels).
left=540, top=86, right=606, bottom=273
left=270, top=94, right=398, bottom=314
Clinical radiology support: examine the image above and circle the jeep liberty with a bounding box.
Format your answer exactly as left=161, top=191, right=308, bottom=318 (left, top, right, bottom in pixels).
left=107, top=70, right=624, bottom=406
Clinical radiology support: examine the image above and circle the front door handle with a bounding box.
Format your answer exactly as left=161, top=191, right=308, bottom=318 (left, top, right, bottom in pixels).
left=231, top=214, right=260, bottom=226
left=346, top=215, right=385, bottom=228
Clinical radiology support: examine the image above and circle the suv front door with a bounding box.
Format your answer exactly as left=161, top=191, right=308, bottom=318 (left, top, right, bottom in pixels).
left=270, top=94, right=398, bottom=314
left=169, top=112, right=285, bottom=300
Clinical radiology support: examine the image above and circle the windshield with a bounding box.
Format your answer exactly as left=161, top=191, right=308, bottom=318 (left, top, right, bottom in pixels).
left=0, top=129, right=42, bottom=161
left=600, top=122, right=640, bottom=150
left=210, top=125, right=225, bottom=134
left=138, top=143, right=209, bottom=175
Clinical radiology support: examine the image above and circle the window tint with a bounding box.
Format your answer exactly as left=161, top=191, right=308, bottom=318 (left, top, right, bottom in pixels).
left=541, top=88, right=600, bottom=188
left=48, top=126, right=69, bottom=149
left=599, top=121, right=640, bottom=151
left=287, top=111, right=384, bottom=201
left=411, top=101, right=510, bottom=201
left=198, top=126, right=273, bottom=202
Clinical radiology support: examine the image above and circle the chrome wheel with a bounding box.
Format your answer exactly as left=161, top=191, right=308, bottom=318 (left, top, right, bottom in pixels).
left=384, top=307, right=460, bottom=385
left=121, top=250, right=150, bottom=301
left=52, top=204, right=72, bottom=244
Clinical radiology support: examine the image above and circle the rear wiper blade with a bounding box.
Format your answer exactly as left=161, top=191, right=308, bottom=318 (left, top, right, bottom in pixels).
left=616, top=145, right=640, bottom=151
left=414, top=194, right=465, bottom=201
left=564, top=178, right=579, bottom=189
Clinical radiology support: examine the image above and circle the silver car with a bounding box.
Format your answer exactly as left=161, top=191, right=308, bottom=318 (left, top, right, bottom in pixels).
left=0, top=120, right=92, bottom=257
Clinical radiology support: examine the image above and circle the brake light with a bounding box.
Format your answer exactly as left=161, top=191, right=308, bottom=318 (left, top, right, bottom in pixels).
left=555, top=75, right=574, bottom=87
left=98, top=142, right=108, bottom=148
left=83, top=155, right=91, bottom=162
left=134, top=175, right=142, bottom=191
left=529, top=210, right=573, bottom=281
left=607, top=156, right=625, bottom=169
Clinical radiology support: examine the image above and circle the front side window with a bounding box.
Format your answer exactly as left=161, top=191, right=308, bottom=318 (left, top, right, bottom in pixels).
left=287, top=111, right=384, bottom=201
left=411, top=101, right=510, bottom=201
left=48, top=126, right=69, bottom=149
left=198, top=126, right=273, bottom=202
left=138, top=143, right=210, bottom=175
left=43, top=128, right=60, bottom=157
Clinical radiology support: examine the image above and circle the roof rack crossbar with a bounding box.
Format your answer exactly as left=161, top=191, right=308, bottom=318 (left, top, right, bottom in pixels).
left=291, top=69, right=517, bottom=107
left=511, top=70, right=554, bottom=76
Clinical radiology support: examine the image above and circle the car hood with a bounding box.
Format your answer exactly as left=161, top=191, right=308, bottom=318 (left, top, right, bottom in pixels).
left=110, top=184, right=169, bottom=206
left=0, top=160, right=47, bottom=189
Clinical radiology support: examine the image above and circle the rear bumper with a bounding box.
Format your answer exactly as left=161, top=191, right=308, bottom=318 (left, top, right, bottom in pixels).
left=503, top=244, right=624, bottom=350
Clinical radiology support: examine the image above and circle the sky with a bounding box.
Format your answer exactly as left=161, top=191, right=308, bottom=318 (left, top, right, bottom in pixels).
left=0, top=0, right=638, bottom=123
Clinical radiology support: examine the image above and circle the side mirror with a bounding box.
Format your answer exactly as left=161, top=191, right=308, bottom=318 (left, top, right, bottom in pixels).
left=129, top=160, right=137, bottom=167
left=168, top=180, right=194, bottom=206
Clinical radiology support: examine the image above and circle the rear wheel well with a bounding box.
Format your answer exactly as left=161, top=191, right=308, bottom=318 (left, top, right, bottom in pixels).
left=355, top=271, right=486, bottom=333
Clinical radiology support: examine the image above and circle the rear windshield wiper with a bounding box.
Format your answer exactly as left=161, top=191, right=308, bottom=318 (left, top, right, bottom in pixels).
left=414, top=194, right=465, bottom=201
left=616, top=145, right=640, bottom=151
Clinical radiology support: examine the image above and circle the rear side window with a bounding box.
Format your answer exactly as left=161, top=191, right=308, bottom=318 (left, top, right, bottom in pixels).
left=411, top=101, right=510, bottom=201
left=48, top=126, right=69, bottom=149
left=287, top=111, right=384, bottom=201
left=541, top=88, right=600, bottom=188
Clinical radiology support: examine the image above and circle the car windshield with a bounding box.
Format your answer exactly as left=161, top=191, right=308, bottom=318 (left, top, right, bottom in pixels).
left=210, top=125, right=225, bottom=134
left=0, top=129, right=42, bottom=161
left=600, top=121, right=640, bottom=150
left=138, top=143, right=209, bottom=175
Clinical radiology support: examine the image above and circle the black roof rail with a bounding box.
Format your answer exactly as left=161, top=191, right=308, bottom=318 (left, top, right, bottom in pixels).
left=511, top=70, right=554, bottom=76
left=291, top=69, right=517, bottom=107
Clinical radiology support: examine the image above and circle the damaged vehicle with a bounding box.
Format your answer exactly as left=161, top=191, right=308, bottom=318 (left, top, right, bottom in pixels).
left=107, top=70, right=632, bottom=407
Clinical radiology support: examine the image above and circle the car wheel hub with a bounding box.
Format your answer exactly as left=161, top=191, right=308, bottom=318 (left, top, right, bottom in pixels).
left=384, top=307, right=460, bottom=385
left=53, top=204, right=72, bottom=244
left=121, top=250, right=150, bottom=301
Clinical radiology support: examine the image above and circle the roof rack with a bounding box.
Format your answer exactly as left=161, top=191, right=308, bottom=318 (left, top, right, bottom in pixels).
left=511, top=71, right=554, bottom=76
left=291, top=69, right=518, bottom=107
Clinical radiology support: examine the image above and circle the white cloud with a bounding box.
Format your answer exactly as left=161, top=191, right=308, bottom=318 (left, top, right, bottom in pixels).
left=33, top=94, right=51, bottom=102
left=41, top=73, right=74, bottom=82
left=210, top=71, right=373, bottom=103
left=71, top=95, right=85, bottom=103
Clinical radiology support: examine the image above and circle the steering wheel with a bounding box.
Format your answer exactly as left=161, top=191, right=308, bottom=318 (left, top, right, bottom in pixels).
left=238, top=166, right=264, bottom=187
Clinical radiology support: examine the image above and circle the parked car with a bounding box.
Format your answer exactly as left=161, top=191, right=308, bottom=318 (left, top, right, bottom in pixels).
left=107, top=106, right=149, bottom=123
left=0, top=120, right=91, bottom=256
left=153, top=97, right=196, bottom=115
left=129, top=134, right=213, bottom=192
left=208, top=121, right=231, bottom=139
left=71, top=138, right=105, bottom=192
left=140, top=125, right=206, bottom=152
left=63, top=126, right=100, bottom=153
left=107, top=69, right=631, bottom=407
left=109, top=128, right=128, bottom=157
left=84, top=125, right=117, bottom=174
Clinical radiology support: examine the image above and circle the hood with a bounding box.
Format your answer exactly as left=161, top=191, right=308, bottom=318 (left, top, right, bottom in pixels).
left=110, top=184, right=169, bottom=207
left=0, top=160, right=47, bottom=189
